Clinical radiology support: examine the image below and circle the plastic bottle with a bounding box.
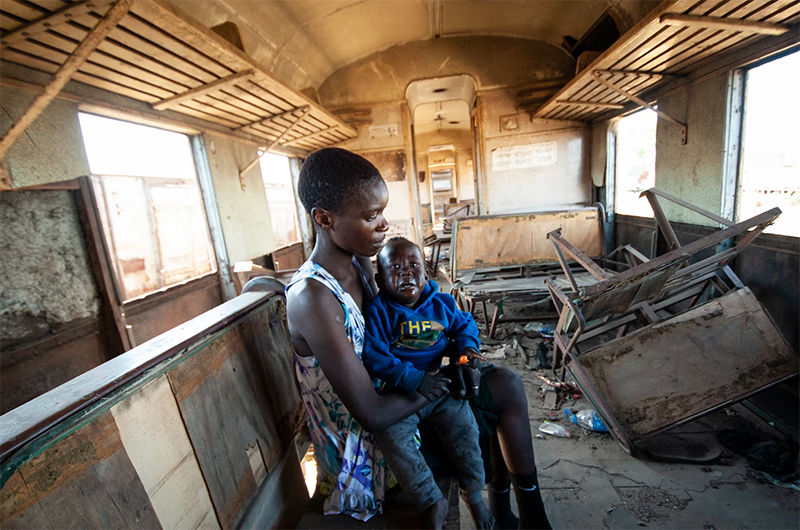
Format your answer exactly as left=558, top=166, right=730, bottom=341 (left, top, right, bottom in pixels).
left=538, top=421, right=571, bottom=438
left=564, top=409, right=609, bottom=432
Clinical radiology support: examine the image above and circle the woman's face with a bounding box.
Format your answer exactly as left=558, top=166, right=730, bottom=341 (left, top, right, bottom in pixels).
left=330, top=179, right=390, bottom=256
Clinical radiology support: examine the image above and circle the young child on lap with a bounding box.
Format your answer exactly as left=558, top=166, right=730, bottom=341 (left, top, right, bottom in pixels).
left=363, top=237, right=494, bottom=530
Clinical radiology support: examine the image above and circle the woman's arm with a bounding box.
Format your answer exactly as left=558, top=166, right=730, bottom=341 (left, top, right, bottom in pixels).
left=287, top=279, right=448, bottom=432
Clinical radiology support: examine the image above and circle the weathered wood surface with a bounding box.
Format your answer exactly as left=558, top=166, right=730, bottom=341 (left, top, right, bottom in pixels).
left=1, top=294, right=303, bottom=530
left=535, top=0, right=800, bottom=121
left=578, top=289, right=799, bottom=439
left=0, top=292, right=270, bottom=459
left=111, top=376, right=218, bottom=530
left=463, top=271, right=598, bottom=296
left=0, top=0, right=355, bottom=155
left=452, top=208, right=603, bottom=276
left=168, top=313, right=282, bottom=529
left=1, top=412, right=162, bottom=529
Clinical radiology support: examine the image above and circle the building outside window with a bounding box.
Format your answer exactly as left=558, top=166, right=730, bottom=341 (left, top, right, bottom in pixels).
left=259, top=152, right=300, bottom=248
left=78, top=113, right=216, bottom=301
left=614, top=109, right=658, bottom=217
left=737, top=51, right=800, bottom=237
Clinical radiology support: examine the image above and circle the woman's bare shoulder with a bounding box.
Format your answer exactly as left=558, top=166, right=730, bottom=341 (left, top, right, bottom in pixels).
left=286, top=278, right=343, bottom=329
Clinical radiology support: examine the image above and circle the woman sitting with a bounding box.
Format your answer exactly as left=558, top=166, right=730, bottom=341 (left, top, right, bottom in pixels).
left=285, top=147, right=552, bottom=529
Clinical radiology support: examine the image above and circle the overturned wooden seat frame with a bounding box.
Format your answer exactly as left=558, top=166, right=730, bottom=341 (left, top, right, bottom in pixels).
left=449, top=206, right=609, bottom=337
left=544, top=189, right=782, bottom=451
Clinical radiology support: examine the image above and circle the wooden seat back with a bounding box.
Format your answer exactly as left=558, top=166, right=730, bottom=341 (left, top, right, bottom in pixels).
left=450, top=207, right=604, bottom=281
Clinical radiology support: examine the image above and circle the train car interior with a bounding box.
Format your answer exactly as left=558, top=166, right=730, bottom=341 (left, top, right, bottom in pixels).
left=1, top=0, right=798, bottom=528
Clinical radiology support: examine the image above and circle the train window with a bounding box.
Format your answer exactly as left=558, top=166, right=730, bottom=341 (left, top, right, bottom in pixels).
left=259, top=152, right=300, bottom=247
left=78, top=113, right=216, bottom=301
left=737, top=51, right=800, bottom=237
left=614, top=108, right=658, bottom=217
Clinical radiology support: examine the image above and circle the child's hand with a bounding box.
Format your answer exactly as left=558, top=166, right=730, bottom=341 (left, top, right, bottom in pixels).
left=442, top=349, right=482, bottom=399
left=459, top=347, right=486, bottom=364
left=417, top=372, right=451, bottom=401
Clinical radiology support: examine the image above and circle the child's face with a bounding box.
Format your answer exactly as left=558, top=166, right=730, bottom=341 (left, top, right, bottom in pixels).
left=329, top=179, right=390, bottom=257
left=378, top=241, right=428, bottom=308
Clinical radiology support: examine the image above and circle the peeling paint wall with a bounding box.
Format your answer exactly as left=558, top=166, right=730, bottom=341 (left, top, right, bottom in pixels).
left=0, top=191, right=100, bottom=345
left=654, top=74, right=728, bottom=226
left=318, top=36, right=574, bottom=108
left=0, top=85, right=90, bottom=188
left=480, top=90, right=592, bottom=214
left=202, top=135, right=276, bottom=263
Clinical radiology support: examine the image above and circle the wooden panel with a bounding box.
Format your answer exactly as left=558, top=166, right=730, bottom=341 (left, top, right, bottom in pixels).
left=452, top=208, right=603, bottom=275
left=578, top=289, right=799, bottom=439
left=111, top=376, right=219, bottom=530
left=1, top=412, right=161, bottom=529
left=272, top=242, right=304, bottom=273
left=0, top=324, right=106, bottom=414
left=166, top=305, right=294, bottom=529
left=0, top=293, right=302, bottom=530
left=124, top=274, right=223, bottom=346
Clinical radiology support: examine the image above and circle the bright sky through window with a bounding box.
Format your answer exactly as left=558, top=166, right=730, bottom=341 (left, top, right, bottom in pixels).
left=78, top=113, right=196, bottom=179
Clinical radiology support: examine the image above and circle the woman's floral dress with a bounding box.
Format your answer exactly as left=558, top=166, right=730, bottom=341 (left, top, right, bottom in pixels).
left=287, top=258, right=395, bottom=521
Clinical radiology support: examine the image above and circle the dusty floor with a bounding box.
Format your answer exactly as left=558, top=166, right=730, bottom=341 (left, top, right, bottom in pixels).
left=454, top=320, right=800, bottom=530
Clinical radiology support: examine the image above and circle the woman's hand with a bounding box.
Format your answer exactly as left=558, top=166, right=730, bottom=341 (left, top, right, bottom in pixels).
left=417, top=372, right=452, bottom=401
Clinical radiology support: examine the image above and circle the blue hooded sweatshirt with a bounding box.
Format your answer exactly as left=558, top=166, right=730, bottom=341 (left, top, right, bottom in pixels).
left=362, top=280, right=480, bottom=393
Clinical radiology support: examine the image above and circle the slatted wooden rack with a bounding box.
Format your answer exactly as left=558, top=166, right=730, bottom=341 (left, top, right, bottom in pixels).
left=535, top=0, right=800, bottom=141
left=0, top=0, right=356, bottom=156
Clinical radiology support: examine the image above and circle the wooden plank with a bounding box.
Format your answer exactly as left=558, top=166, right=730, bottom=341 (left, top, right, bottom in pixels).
left=167, top=311, right=282, bottom=529
left=660, top=12, right=791, bottom=34
left=76, top=176, right=131, bottom=357
left=578, top=289, right=799, bottom=439
left=453, top=208, right=603, bottom=276
left=111, top=376, right=219, bottom=530
left=153, top=69, right=255, bottom=111
left=0, top=1, right=113, bottom=48
left=0, top=0, right=49, bottom=21
left=0, top=0, right=133, bottom=160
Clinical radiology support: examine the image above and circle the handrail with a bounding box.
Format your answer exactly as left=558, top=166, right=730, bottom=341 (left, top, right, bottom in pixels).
left=0, top=291, right=275, bottom=461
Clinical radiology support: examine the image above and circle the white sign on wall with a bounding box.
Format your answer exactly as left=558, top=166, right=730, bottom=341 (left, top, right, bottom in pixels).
left=492, top=141, right=557, bottom=171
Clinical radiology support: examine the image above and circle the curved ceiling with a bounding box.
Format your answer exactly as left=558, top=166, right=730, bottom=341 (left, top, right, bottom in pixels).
left=173, top=0, right=628, bottom=92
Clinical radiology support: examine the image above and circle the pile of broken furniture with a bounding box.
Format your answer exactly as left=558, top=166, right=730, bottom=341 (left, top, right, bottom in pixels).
left=449, top=189, right=798, bottom=455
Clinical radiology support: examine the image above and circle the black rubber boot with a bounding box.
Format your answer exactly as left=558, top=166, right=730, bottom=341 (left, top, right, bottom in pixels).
left=488, top=479, right=519, bottom=530
left=511, top=470, right=552, bottom=530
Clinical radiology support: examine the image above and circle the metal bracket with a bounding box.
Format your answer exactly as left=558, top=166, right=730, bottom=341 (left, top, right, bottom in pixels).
left=592, top=71, right=688, bottom=145
left=238, top=107, right=310, bottom=189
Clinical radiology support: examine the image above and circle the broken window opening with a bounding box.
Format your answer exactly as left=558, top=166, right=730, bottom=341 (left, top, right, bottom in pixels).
left=737, top=50, right=800, bottom=238
left=259, top=152, right=301, bottom=248
left=613, top=108, right=658, bottom=218
left=78, top=113, right=217, bottom=302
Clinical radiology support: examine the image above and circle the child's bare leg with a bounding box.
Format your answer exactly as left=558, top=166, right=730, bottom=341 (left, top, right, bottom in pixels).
left=485, top=368, right=552, bottom=530
left=462, top=490, right=495, bottom=530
